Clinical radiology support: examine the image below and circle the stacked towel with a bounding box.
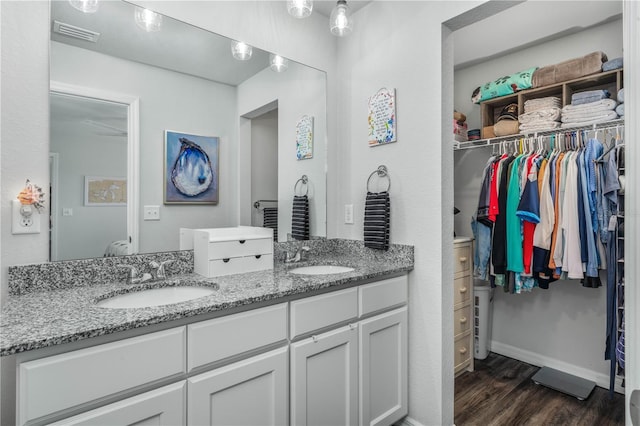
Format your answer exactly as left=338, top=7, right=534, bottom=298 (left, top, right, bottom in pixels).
left=364, top=191, right=390, bottom=250
left=519, top=96, right=561, bottom=133
left=262, top=207, right=278, bottom=238
left=616, top=88, right=625, bottom=118
left=291, top=195, right=309, bottom=240
left=571, top=89, right=610, bottom=106
left=561, top=98, right=618, bottom=128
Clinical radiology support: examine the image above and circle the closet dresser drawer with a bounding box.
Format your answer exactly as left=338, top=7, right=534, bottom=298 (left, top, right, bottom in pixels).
left=453, top=305, right=471, bottom=337
left=453, top=237, right=474, bottom=377
left=454, top=333, right=473, bottom=373
left=454, top=245, right=471, bottom=276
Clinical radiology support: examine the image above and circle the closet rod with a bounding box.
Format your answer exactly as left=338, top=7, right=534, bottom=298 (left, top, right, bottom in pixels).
left=453, top=119, right=624, bottom=151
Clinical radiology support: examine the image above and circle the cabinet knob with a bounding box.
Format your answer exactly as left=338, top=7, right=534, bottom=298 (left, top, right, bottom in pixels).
left=459, top=347, right=468, bottom=355
left=312, top=335, right=318, bottom=343
left=459, top=287, right=467, bottom=294
left=349, top=323, right=357, bottom=330
left=459, top=317, right=467, bottom=324
left=459, top=257, right=468, bottom=263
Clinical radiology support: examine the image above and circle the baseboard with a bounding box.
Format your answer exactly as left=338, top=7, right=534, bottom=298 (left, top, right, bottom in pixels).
left=490, top=340, right=625, bottom=394
left=395, top=416, right=427, bottom=426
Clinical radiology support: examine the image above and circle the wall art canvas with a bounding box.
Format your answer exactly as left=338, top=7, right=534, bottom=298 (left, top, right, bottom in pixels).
left=368, top=87, right=397, bottom=147
left=164, top=130, right=219, bottom=204
left=296, top=115, right=314, bottom=160
left=84, top=176, right=127, bottom=206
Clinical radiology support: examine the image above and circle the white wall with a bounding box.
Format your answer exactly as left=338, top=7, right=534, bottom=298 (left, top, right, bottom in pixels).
left=250, top=109, right=278, bottom=228
left=238, top=62, right=327, bottom=242
left=50, top=121, right=127, bottom=260
left=51, top=41, right=239, bottom=253
left=453, top=18, right=623, bottom=391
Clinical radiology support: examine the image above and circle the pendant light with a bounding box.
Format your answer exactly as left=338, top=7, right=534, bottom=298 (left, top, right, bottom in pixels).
left=134, top=7, right=163, bottom=32
left=231, top=40, right=253, bottom=61
left=270, top=54, right=289, bottom=72
left=68, top=0, right=99, bottom=13
left=287, top=0, right=313, bottom=18
left=330, top=0, right=353, bottom=37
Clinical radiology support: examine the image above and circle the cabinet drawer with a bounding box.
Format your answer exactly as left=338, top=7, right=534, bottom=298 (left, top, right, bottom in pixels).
left=454, top=276, right=471, bottom=306
left=454, top=333, right=472, bottom=370
left=290, top=288, right=358, bottom=339
left=204, top=254, right=273, bottom=277
left=188, top=303, right=287, bottom=371
left=18, top=328, right=186, bottom=425
left=453, top=304, right=472, bottom=337
left=454, top=245, right=471, bottom=274
left=206, top=237, right=273, bottom=259
left=359, top=275, right=408, bottom=317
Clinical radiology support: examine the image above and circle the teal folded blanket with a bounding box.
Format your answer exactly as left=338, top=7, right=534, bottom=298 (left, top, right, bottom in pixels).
left=472, top=67, right=538, bottom=104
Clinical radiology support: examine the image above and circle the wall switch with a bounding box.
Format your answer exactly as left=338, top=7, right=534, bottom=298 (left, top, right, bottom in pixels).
left=344, top=204, right=354, bottom=224
left=143, top=205, right=160, bottom=221
left=62, top=208, right=73, bottom=217
left=12, top=200, right=41, bottom=234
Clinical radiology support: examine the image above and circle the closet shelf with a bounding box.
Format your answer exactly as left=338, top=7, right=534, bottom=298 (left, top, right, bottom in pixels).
left=453, top=119, right=624, bottom=151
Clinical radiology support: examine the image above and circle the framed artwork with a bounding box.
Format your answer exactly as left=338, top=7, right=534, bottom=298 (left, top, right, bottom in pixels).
left=368, top=87, right=397, bottom=147
left=296, top=115, right=314, bottom=160
left=84, top=176, right=127, bottom=206
left=164, top=130, right=219, bottom=204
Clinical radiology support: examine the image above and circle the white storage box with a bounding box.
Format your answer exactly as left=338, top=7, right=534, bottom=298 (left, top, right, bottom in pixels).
left=194, top=227, right=274, bottom=278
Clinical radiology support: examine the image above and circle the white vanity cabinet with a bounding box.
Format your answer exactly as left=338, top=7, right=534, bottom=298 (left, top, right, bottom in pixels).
left=289, top=275, right=408, bottom=426
left=46, top=382, right=186, bottom=426
left=187, top=347, right=288, bottom=426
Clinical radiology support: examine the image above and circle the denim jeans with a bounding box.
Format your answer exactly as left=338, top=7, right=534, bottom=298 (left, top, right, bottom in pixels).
left=471, top=216, right=492, bottom=281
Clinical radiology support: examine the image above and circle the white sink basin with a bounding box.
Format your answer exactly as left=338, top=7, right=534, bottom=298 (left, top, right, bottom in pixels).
left=96, top=286, right=216, bottom=309
left=288, top=265, right=355, bottom=275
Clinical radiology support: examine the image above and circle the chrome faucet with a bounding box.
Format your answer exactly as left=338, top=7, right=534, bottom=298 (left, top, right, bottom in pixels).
left=117, top=265, right=152, bottom=285
left=149, top=260, right=174, bottom=280
left=285, top=246, right=311, bottom=263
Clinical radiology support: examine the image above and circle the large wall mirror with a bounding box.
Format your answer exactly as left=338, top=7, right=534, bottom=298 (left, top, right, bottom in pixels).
left=49, top=0, right=327, bottom=261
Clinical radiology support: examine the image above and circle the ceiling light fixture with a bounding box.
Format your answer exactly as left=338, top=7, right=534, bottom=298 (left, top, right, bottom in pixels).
left=135, top=7, right=163, bottom=32
left=330, top=0, right=353, bottom=37
left=287, top=0, right=313, bottom=18
left=68, top=0, right=99, bottom=14
left=270, top=54, right=289, bottom=72
left=231, top=40, right=253, bottom=61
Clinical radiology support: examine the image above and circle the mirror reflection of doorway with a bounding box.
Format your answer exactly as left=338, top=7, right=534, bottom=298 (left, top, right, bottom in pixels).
left=49, top=92, right=128, bottom=261
left=250, top=108, right=279, bottom=236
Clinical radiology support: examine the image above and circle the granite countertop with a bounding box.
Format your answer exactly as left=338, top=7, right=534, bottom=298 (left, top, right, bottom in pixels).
left=0, top=242, right=413, bottom=357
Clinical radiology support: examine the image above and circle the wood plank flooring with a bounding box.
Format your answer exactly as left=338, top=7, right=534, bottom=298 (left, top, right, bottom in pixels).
left=455, top=353, right=625, bottom=426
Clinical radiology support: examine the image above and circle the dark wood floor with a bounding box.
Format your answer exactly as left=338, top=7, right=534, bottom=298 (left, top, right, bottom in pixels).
left=455, top=353, right=625, bottom=426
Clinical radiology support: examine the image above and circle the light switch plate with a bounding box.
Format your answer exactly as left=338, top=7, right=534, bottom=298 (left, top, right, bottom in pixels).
left=345, top=204, right=354, bottom=224
left=143, top=205, right=160, bottom=221
left=12, top=200, right=41, bottom=234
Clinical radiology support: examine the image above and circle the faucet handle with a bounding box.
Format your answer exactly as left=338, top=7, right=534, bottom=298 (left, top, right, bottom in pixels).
left=150, top=260, right=174, bottom=280
left=117, top=264, right=140, bottom=284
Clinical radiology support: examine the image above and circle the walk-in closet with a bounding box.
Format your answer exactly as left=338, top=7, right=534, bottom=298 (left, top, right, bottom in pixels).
left=452, top=1, right=629, bottom=423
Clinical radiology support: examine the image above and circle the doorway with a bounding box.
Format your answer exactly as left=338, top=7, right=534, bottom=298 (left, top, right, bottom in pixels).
left=250, top=108, right=279, bottom=232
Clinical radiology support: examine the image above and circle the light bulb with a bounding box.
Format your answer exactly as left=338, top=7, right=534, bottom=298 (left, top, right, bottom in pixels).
left=287, top=0, right=313, bottom=18
left=68, top=0, right=99, bottom=14
left=135, top=7, right=163, bottom=32
left=270, top=54, right=289, bottom=72
left=330, top=0, right=353, bottom=37
left=231, top=40, right=253, bottom=61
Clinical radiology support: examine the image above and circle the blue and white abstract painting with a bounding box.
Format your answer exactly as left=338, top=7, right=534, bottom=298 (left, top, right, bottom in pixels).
left=164, top=130, right=219, bottom=204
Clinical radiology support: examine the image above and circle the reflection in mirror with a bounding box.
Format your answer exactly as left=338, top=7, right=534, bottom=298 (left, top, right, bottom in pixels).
left=49, top=0, right=327, bottom=260
left=50, top=92, right=128, bottom=261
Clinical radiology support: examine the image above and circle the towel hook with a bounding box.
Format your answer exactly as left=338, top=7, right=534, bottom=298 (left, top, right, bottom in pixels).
left=294, top=175, right=309, bottom=196
left=367, top=165, right=391, bottom=193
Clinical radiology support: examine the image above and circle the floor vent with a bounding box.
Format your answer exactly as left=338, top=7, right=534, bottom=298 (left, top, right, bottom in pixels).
left=53, top=21, right=100, bottom=43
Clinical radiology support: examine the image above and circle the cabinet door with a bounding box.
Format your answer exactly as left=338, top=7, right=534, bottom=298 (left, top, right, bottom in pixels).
left=290, top=325, right=358, bottom=426
left=359, top=307, right=408, bottom=426
left=187, top=347, right=288, bottom=426
left=47, top=382, right=185, bottom=426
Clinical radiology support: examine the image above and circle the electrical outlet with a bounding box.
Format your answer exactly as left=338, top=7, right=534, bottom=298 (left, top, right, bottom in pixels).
left=345, top=204, right=354, bottom=224
left=12, top=200, right=41, bottom=234
left=143, top=205, right=160, bottom=221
